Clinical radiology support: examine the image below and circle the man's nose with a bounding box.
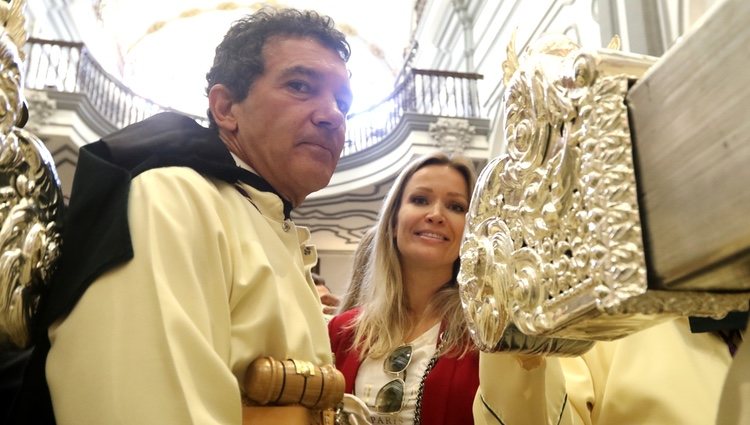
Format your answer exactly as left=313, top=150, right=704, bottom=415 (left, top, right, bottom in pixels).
left=312, top=96, right=345, bottom=130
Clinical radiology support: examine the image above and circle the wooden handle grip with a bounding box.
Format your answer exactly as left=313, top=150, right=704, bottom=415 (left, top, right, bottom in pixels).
left=244, top=356, right=345, bottom=410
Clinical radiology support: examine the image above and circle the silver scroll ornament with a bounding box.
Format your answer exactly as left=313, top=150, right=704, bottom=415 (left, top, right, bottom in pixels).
left=0, top=0, right=64, bottom=348
left=458, top=34, right=750, bottom=354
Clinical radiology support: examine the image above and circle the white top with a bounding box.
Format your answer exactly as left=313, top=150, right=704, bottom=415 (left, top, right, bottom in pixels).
left=355, top=323, right=440, bottom=425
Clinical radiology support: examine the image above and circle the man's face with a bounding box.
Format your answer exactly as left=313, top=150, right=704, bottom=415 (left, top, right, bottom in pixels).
left=220, top=36, right=352, bottom=206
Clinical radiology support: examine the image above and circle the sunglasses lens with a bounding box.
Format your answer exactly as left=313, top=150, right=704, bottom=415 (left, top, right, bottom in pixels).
left=375, top=379, right=404, bottom=413
left=384, top=345, right=412, bottom=374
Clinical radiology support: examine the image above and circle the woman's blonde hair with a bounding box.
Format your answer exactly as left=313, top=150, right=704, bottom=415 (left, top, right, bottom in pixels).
left=338, top=226, right=375, bottom=313
left=352, top=152, right=477, bottom=359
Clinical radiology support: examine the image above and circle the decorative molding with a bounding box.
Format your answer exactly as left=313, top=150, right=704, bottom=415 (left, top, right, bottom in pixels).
left=294, top=179, right=393, bottom=251
left=337, top=112, right=489, bottom=171
left=37, top=90, right=118, bottom=139
left=24, top=89, right=56, bottom=134
left=428, top=117, right=475, bottom=154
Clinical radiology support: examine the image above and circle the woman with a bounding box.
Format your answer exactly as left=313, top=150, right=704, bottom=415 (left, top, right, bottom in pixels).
left=329, top=152, right=479, bottom=425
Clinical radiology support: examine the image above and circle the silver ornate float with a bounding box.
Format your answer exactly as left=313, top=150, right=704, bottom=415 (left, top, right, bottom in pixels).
left=0, top=0, right=64, bottom=348
left=459, top=28, right=750, bottom=354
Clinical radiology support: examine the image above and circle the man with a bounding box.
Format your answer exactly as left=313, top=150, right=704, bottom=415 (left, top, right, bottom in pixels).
left=312, top=272, right=341, bottom=316
left=9, top=8, right=352, bottom=425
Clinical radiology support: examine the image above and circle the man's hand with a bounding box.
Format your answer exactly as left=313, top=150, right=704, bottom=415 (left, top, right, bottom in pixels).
left=315, top=284, right=341, bottom=315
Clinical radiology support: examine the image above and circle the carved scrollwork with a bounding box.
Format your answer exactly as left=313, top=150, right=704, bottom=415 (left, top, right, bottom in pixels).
left=0, top=0, right=64, bottom=348
left=24, top=90, right=56, bottom=134
left=458, top=34, right=750, bottom=352
left=428, top=117, right=475, bottom=155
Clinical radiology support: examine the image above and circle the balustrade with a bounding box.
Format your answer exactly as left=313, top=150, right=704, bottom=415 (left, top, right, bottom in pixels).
left=24, top=38, right=484, bottom=157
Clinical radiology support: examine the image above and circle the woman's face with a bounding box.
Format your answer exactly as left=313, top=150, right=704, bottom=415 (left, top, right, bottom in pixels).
left=394, top=164, right=470, bottom=274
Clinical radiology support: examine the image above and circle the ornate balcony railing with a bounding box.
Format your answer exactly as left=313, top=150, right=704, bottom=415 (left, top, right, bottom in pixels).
left=24, top=38, right=197, bottom=130
left=24, top=38, right=484, bottom=157
left=343, top=68, right=483, bottom=156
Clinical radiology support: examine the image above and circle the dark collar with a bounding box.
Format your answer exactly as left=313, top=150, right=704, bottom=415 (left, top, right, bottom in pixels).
left=98, top=112, right=293, bottom=219
left=689, top=311, right=749, bottom=333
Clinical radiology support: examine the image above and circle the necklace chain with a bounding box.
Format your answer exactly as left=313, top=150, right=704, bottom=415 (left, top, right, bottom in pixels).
left=413, top=334, right=444, bottom=425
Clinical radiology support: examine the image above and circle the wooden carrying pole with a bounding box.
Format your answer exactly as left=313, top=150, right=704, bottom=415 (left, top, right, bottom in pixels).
left=628, top=0, right=750, bottom=292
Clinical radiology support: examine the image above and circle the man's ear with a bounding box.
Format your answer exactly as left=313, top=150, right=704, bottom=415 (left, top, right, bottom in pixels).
left=208, top=84, right=237, bottom=132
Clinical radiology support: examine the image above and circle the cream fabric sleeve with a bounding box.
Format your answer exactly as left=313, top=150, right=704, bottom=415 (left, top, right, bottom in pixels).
left=46, top=167, right=330, bottom=425
left=473, top=318, right=732, bottom=425
left=716, top=328, right=750, bottom=424
left=473, top=353, right=573, bottom=425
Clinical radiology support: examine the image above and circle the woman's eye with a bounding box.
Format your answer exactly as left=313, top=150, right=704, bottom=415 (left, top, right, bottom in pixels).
left=410, top=195, right=428, bottom=205
left=449, top=203, right=467, bottom=213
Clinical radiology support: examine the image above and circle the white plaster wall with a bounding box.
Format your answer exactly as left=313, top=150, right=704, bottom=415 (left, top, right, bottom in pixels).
left=317, top=251, right=357, bottom=299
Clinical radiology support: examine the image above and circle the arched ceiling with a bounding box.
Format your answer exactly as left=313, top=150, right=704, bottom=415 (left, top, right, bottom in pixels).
left=71, top=0, right=415, bottom=115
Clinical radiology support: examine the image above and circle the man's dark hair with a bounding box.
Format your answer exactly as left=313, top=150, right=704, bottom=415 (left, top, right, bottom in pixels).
left=205, top=8, right=351, bottom=127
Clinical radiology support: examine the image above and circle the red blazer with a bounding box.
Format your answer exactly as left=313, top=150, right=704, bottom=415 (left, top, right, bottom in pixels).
left=328, top=309, right=479, bottom=425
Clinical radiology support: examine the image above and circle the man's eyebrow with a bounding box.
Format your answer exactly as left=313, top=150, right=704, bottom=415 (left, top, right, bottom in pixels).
left=279, top=65, right=321, bottom=80
left=279, top=65, right=353, bottom=100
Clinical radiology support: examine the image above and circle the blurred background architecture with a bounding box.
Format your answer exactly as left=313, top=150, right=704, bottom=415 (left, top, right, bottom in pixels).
left=23, top=0, right=721, bottom=295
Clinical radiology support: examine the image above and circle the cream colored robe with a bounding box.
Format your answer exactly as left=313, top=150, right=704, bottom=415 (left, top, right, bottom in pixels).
left=474, top=318, right=732, bottom=425
left=716, top=324, right=749, bottom=424
left=46, top=167, right=331, bottom=424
